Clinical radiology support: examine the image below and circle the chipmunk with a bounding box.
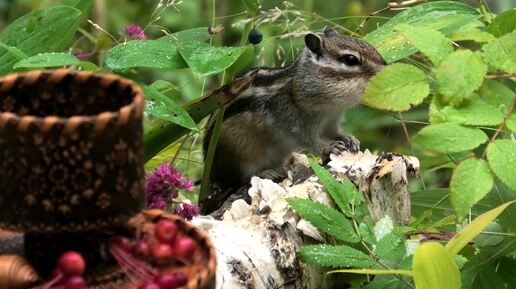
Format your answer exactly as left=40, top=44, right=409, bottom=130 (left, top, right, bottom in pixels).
left=201, top=27, right=386, bottom=214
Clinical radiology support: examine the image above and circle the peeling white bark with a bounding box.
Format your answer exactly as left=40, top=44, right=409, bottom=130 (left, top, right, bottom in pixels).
left=192, top=151, right=419, bottom=289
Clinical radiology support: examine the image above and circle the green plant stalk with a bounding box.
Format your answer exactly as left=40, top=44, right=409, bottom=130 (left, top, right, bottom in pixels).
left=199, top=14, right=255, bottom=201
left=199, top=105, right=225, bottom=201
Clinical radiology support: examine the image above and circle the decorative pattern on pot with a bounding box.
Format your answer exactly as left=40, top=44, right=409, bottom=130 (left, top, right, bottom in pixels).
left=0, top=69, right=145, bottom=232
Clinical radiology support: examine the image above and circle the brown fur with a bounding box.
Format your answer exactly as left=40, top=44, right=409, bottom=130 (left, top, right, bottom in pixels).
left=202, top=27, right=386, bottom=213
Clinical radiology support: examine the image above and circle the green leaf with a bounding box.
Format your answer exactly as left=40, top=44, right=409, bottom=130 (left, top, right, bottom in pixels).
left=475, top=222, right=504, bottom=247
left=375, top=232, right=404, bottom=260
left=479, top=79, right=514, bottom=111
left=298, top=245, right=375, bottom=268
left=413, top=242, right=461, bottom=289
left=430, top=96, right=504, bottom=126
left=486, top=140, right=516, bottom=190
left=287, top=198, right=359, bottom=243
left=13, top=52, right=80, bottom=68
left=507, top=114, right=516, bottom=132
left=448, top=29, right=495, bottom=43
left=413, top=123, right=488, bottom=153
left=486, top=10, right=516, bottom=37
left=105, top=27, right=210, bottom=71
left=364, top=1, right=479, bottom=63
left=177, top=41, right=252, bottom=77
left=0, top=42, right=28, bottom=60
left=105, top=40, right=187, bottom=70
left=0, top=6, right=82, bottom=75
left=395, top=24, right=453, bottom=65
left=436, top=50, right=487, bottom=106
left=446, top=201, right=515, bottom=255
left=362, top=63, right=429, bottom=111
left=450, top=159, right=494, bottom=220
left=143, top=86, right=198, bottom=132
left=308, top=158, right=363, bottom=217
left=482, top=32, right=516, bottom=74
left=328, top=268, right=412, bottom=276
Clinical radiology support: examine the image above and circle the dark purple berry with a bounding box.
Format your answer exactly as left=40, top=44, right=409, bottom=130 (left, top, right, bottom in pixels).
left=248, top=28, right=263, bottom=45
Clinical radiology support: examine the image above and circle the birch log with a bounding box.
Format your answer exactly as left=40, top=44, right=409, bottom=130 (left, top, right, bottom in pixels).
left=192, top=150, right=420, bottom=289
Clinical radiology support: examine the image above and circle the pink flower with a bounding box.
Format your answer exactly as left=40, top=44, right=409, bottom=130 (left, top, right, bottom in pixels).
left=173, top=203, right=200, bottom=221
left=123, top=24, right=147, bottom=40
left=145, top=164, right=193, bottom=209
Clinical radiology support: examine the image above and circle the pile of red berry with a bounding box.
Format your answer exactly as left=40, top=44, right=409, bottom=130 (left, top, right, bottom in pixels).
left=110, top=218, right=198, bottom=289
left=36, top=251, right=89, bottom=289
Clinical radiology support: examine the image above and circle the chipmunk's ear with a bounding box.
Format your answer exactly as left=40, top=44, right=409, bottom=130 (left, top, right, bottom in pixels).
left=305, top=33, right=322, bottom=56
left=323, top=26, right=339, bottom=37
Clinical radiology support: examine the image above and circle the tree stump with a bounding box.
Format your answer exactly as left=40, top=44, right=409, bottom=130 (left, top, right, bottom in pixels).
left=193, top=150, right=419, bottom=289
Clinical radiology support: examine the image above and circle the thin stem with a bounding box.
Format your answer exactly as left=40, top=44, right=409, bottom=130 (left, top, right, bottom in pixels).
left=355, top=0, right=427, bottom=33
left=482, top=95, right=516, bottom=158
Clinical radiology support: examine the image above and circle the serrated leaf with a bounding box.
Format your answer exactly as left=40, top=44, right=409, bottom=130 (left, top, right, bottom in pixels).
left=430, top=96, right=504, bottom=126
left=436, top=50, right=487, bottom=106
left=373, top=215, right=393, bottom=240
left=375, top=232, right=404, bottom=260
left=446, top=201, right=515, bottom=255
left=486, top=10, right=516, bottom=37
left=299, top=245, right=375, bottom=268
left=143, top=86, right=198, bottom=132
left=364, top=1, right=479, bottom=63
left=0, top=6, right=82, bottom=75
left=13, top=52, right=80, bottom=68
left=308, top=158, right=363, bottom=217
left=482, top=32, right=516, bottom=74
left=486, top=140, right=516, bottom=190
left=288, top=198, right=358, bottom=243
left=413, top=242, right=460, bottom=289
left=507, top=114, right=516, bottom=132
left=395, top=24, right=453, bottom=65
left=450, top=159, right=494, bottom=220
left=177, top=41, right=252, bottom=77
left=105, top=27, right=210, bottom=71
left=413, top=123, right=488, bottom=153
left=362, top=63, right=429, bottom=111
left=479, top=79, right=514, bottom=112
left=448, top=29, right=495, bottom=43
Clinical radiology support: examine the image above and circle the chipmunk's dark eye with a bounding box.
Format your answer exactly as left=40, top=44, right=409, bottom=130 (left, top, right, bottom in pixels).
left=340, top=54, right=361, bottom=66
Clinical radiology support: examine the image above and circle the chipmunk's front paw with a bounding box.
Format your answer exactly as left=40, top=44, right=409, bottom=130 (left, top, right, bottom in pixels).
left=322, top=136, right=360, bottom=163
left=335, top=134, right=360, bottom=153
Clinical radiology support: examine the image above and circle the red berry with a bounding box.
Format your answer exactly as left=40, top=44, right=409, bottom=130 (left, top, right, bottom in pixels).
left=155, top=219, right=178, bottom=244
left=174, top=237, right=196, bottom=261
left=153, top=273, right=178, bottom=289
left=150, top=243, right=174, bottom=266
left=65, top=276, right=86, bottom=289
left=58, top=251, right=85, bottom=276
left=138, top=283, right=161, bottom=289
left=110, top=236, right=133, bottom=252
left=132, top=240, right=150, bottom=260
left=174, top=272, right=187, bottom=286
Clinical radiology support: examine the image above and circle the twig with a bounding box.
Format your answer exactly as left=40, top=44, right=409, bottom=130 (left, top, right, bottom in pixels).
left=398, top=112, right=426, bottom=190
left=486, top=72, right=516, bottom=79
left=355, top=0, right=427, bottom=33
left=482, top=95, right=516, bottom=158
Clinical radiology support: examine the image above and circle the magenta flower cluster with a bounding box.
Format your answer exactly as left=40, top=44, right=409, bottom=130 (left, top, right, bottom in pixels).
left=145, top=164, right=193, bottom=210
left=123, top=24, right=147, bottom=40
left=173, top=203, right=200, bottom=221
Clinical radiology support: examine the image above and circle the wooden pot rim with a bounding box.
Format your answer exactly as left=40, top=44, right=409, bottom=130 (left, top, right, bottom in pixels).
left=0, top=69, right=144, bottom=132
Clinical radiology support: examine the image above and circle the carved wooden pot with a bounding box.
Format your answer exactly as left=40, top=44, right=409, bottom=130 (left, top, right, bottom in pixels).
left=0, top=69, right=145, bottom=232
